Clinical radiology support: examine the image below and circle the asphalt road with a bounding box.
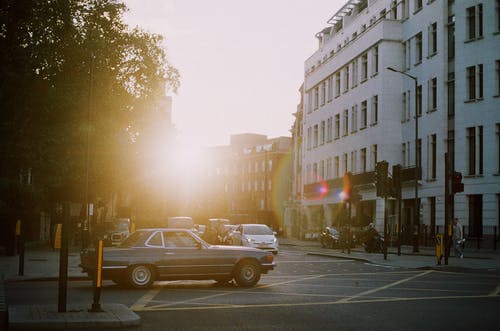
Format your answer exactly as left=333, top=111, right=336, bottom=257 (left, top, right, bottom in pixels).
left=6, top=247, right=500, bottom=331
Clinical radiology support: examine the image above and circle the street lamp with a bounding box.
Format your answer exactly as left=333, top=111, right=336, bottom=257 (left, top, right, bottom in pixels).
left=387, top=66, right=419, bottom=252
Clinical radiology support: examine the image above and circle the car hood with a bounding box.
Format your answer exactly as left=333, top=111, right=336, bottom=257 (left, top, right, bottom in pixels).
left=242, top=234, right=276, bottom=243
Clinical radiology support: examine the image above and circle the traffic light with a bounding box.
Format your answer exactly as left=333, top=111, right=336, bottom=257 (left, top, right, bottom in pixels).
left=451, top=171, right=464, bottom=193
left=375, top=161, right=389, bottom=197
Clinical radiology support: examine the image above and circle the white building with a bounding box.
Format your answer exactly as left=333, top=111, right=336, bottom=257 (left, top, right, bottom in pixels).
left=290, top=0, right=500, bottom=245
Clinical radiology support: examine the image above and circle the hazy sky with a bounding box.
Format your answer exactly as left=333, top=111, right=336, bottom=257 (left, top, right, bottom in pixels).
left=123, top=0, right=344, bottom=147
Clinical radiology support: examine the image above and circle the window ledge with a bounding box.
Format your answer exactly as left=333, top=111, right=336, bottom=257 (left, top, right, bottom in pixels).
left=464, top=174, right=484, bottom=178
left=413, top=8, right=423, bottom=15
left=426, top=178, right=437, bottom=182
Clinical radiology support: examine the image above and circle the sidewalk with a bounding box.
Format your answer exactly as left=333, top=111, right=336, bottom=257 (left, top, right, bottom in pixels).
left=279, top=237, right=500, bottom=270
left=0, top=242, right=140, bottom=331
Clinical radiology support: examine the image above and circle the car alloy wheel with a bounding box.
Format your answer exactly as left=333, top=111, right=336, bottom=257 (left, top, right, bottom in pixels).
left=234, top=260, right=261, bottom=287
left=127, top=265, right=154, bottom=288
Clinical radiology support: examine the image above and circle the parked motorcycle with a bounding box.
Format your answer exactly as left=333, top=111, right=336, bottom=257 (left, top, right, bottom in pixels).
left=362, top=227, right=384, bottom=253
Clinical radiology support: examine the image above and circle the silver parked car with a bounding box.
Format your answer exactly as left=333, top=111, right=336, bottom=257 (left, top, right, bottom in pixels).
left=229, top=224, right=279, bottom=254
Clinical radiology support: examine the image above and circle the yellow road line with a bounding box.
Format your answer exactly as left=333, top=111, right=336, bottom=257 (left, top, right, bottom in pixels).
left=133, top=293, right=500, bottom=312
left=130, top=288, right=161, bottom=310
left=336, top=270, right=433, bottom=303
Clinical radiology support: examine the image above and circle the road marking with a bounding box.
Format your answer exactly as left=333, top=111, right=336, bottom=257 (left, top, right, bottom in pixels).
left=130, top=288, right=161, bottom=310
left=132, top=294, right=500, bottom=312
left=336, top=270, right=433, bottom=303
left=488, top=285, right=500, bottom=296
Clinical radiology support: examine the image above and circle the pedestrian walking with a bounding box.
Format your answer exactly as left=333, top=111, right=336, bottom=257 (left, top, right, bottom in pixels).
left=452, top=217, right=464, bottom=258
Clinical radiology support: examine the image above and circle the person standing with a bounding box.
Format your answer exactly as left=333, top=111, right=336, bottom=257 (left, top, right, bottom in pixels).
left=452, top=217, right=464, bottom=258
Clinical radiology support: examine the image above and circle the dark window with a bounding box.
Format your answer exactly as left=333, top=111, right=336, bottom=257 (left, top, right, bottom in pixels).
left=467, top=127, right=476, bottom=175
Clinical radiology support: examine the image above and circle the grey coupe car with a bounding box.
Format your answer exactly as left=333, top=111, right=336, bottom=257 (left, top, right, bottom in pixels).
left=80, top=228, right=276, bottom=288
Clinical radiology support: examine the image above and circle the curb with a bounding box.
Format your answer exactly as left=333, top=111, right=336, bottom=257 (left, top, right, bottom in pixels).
left=0, top=279, right=6, bottom=331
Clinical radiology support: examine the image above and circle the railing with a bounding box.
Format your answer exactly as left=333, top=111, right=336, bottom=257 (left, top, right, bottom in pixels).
left=433, top=225, right=499, bottom=250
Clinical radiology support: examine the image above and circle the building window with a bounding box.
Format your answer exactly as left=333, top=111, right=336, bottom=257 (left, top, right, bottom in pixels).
left=320, top=82, right=326, bottom=106
left=361, top=101, right=367, bottom=129
left=334, top=156, right=340, bottom=178
left=429, top=134, right=437, bottom=179
left=327, top=117, right=333, bottom=142
left=467, top=4, right=483, bottom=40
left=352, top=59, right=358, bottom=87
left=319, top=160, right=325, bottom=179
left=429, top=77, right=437, bottom=111
left=467, top=66, right=476, bottom=100
left=372, top=46, right=379, bottom=75
left=313, top=124, right=318, bottom=147
left=417, top=138, right=422, bottom=170
left=416, top=85, right=422, bottom=117
left=350, top=151, right=357, bottom=173
left=335, top=72, right=341, bottom=97
left=343, top=109, right=349, bottom=136
left=351, top=104, right=358, bottom=133
left=414, top=0, right=422, bottom=13
left=467, top=127, right=476, bottom=175
left=320, top=120, right=325, bottom=145
left=402, top=143, right=407, bottom=167
left=390, top=0, right=397, bottom=19
left=371, top=144, right=378, bottom=170
left=466, top=64, right=483, bottom=101
left=405, top=40, right=411, bottom=70
left=478, top=64, right=483, bottom=99
left=314, top=87, right=319, bottom=110
left=326, top=158, right=332, bottom=179
left=429, top=22, right=437, bottom=55
left=496, top=60, right=500, bottom=95
left=344, top=66, right=350, bottom=92
left=307, top=127, right=312, bottom=150
left=415, top=32, right=423, bottom=64
left=497, top=124, right=500, bottom=173
left=448, top=14, right=455, bottom=60
left=342, top=153, right=348, bottom=175
left=334, top=114, right=340, bottom=139
left=402, top=0, right=409, bottom=19
left=327, top=75, right=334, bottom=102
left=479, top=126, right=483, bottom=175
left=497, top=0, right=500, bottom=32
left=360, top=148, right=367, bottom=173
left=361, top=53, right=368, bottom=81
left=371, top=95, right=378, bottom=125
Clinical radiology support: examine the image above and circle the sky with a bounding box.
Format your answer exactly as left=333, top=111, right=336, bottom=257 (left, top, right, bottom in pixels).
left=123, top=0, right=344, bottom=148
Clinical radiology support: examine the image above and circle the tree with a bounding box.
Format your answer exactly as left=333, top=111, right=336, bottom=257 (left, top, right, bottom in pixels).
left=0, top=0, right=180, bottom=237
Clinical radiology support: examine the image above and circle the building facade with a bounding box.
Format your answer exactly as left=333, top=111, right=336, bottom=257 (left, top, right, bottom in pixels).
left=201, top=134, right=292, bottom=230
left=288, top=0, right=500, bottom=243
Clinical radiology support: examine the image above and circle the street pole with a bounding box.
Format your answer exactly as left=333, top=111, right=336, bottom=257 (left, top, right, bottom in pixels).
left=413, top=77, right=419, bottom=253
left=387, top=67, right=419, bottom=252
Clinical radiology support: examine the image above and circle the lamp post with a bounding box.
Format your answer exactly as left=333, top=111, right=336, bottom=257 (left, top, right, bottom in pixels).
left=387, top=66, right=419, bottom=252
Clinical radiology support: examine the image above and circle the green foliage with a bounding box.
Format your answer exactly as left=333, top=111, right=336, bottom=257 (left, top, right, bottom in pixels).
left=0, top=0, right=180, bottom=207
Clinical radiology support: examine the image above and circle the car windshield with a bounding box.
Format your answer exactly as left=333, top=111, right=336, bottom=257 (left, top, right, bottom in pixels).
left=328, top=227, right=339, bottom=235
left=244, top=225, right=273, bottom=235
left=120, top=231, right=152, bottom=247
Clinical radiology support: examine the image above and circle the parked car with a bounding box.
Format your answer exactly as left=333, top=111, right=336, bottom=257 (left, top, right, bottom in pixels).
left=320, top=226, right=340, bottom=248
left=80, top=228, right=276, bottom=288
left=229, top=224, right=278, bottom=254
